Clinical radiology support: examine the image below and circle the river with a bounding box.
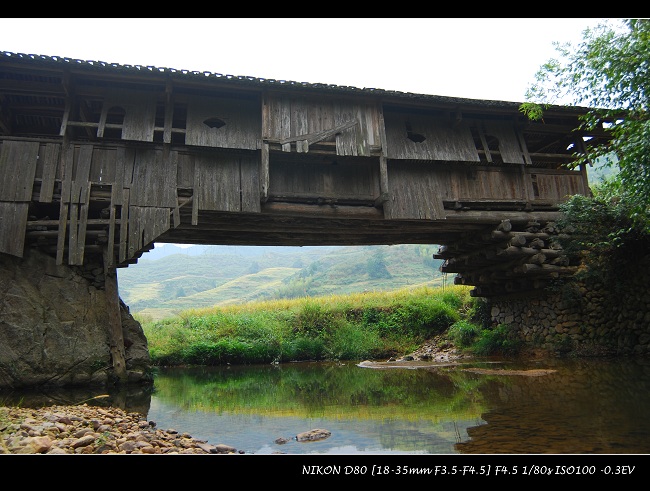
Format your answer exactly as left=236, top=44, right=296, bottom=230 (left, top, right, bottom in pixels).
left=3, top=355, right=650, bottom=456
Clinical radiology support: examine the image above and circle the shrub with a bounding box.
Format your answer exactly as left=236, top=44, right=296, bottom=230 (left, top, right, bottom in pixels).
left=292, top=301, right=335, bottom=335
left=182, top=339, right=278, bottom=365
left=447, top=320, right=481, bottom=348
left=282, top=337, right=326, bottom=362
left=470, top=324, right=522, bottom=356
left=326, top=322, right=382, bottom=360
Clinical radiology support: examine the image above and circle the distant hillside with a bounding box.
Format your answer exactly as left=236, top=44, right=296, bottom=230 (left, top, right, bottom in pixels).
left=139, top=244, right=335, bottom=262
left=117, top=244, right=445, bottom=321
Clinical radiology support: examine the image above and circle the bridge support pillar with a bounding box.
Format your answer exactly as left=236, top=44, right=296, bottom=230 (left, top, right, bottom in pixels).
left=104, top=248, right=127, bottom=383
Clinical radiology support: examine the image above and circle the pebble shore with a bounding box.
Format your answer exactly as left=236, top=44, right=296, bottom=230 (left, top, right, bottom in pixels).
left=0, top=404, right=241, bottom=454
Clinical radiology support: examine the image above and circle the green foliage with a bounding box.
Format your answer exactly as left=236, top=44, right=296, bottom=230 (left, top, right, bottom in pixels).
left=248, top=261, right=260, bottom=274
left=276, top=277, right=313, bottom=300
left=396, top=300, right=459, bottom=337
left=518, top=102, right=550, bottom=121
left=325, top=321, right=384, bottom=360
left=182, top=339, right=278, bottom=365
left=437, top=290, right=464, bottom=310
left=283, top=337, right=327, bottom=361
left=470, top=324, right=523, bottom=357
left=466, top=297, right=491, bottom=328
left=357, top=299, right=459, bottom=339
left=523, top=19, right=650, bottom=233
left=142, top=285, right=474, bottom=366
left=447, top=320, right=482, bottom=348
left=555, top=180, right=650, bottom=293
left=366, top=248, right=392, bottom=279
left=292, top=300, right=335, bottom=335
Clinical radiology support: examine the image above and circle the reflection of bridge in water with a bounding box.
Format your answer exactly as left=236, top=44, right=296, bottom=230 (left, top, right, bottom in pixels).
left=1, top=52, right=609, bottom=301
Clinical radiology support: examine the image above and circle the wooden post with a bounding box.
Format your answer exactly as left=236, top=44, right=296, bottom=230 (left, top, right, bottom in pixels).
left=260, top=142, right=269, bottom=203
left=104, top=247, right=127, bottom=383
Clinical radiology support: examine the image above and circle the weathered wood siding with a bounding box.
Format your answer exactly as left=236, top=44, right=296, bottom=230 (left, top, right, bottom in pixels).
left=531, top=169, right=589, bottom=200
left=126, top=206, right=170, bottom=259
left=383, top=112, right=479, bottom=161
left=481, top=121, right=527, bottom=165
left=443, top=165, right=525, bottom=201
left=0, top=201, right=29, bottom=257
left=385, top=161, right=446, bottom=219
left=269, top=157, right=380, bottom=202
left=384, top=112, right=530, bottom=166
left=385, top=162, right=586, bottom=220
left=0, top=140, right=39, bottom=201
left=0, top=140, right=40, bottom=256
left=97, top=89, right=158, bottom=142
left=191, top=151, right=261, bottom=213
left=263, top=95, right=382, bottom=156
left=36, top=143, right=61, bottom=202
left=185, top=95, right=261, bottom=150
left=386, top=163, right=526, bottom=220
left=129, top=148, right=177, bottom=208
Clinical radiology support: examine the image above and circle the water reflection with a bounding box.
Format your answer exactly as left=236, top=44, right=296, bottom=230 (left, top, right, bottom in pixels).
left=3, top=357, right=650, bottom=454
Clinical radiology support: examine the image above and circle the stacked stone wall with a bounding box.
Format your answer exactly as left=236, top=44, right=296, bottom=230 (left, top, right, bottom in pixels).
left=489, top=254, right=650, bottom=357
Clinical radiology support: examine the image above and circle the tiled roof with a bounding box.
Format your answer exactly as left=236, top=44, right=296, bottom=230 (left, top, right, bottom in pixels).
left=0, top=50, right=533, bottom=109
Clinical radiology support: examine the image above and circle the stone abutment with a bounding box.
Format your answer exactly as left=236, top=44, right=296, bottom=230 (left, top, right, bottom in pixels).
left=488, top=254, right=650, bottom=356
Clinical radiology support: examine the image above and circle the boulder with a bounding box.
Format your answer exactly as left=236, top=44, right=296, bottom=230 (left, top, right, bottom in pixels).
left=0, top=248, right=152, bottom=388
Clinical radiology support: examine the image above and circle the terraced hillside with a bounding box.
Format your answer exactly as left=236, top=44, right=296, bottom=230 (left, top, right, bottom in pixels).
left=117, top=244, right=445, bottom=320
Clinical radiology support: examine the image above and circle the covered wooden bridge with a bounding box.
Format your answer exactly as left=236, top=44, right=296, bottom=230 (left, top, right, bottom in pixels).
left=0, top=51, right=610, bottom=300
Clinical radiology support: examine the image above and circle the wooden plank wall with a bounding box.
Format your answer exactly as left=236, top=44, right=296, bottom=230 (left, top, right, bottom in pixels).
left=263, top=96, right=381, bottom=157
left=269, top=158, right=380, bottom=202
left=386, top=163, right=532, bottom=220
left=185, top=95, right=261, bottom=150
left=385, top=161, right=446, bottom=220
left=0, top=140, right=40, bottom=256
left=67, top=144, right=93, bottom=264
left=0, top=92, right=588, bottom=264
left=99, top=89, right=157, bottom=142
left=532, top=169, right=588, bottom=200
left=383, top=112, right=480, bottom=162
left=0, top=201, right=29, bottom=256
left=0, top=141, right=39, bottom=201
left=443, top=165, right=525, bottom=201
left=385, top=162, right=585, bottom=220
left=30, top=142, right=180, bottom=266
left=129, top=148, right=177, bottom=208
left=38, top=143, right=61, bottom=202
left=126, top=206, right=170, bottom=258
left=191, top=151, right=261, bottom=213
left=481, top=121, right=527, bottom=164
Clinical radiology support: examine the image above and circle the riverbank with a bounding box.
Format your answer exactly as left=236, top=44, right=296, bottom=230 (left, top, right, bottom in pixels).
left=0, top=404, right=241, bottom=454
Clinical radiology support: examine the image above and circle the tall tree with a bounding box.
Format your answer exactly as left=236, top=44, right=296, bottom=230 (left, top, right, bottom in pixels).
left=367, top=248, right=391, bottom=279
left=521, top=18, right=650, bottom=232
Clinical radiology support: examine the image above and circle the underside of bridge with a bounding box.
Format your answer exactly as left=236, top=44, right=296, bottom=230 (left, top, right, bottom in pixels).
left=159, top=205, right=570, bottom=297
left=154, top=204, right=571, bottom=298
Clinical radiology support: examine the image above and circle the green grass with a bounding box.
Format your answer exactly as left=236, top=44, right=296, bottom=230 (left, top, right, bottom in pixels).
left=140, top=284, right=500, bottom=366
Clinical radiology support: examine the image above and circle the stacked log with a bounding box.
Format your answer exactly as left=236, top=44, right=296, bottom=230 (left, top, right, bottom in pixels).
left=435, top=219, right=577, bottom=297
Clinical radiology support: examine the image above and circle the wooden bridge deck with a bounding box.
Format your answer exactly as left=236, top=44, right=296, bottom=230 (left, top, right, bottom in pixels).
left=0, top=52, right=610, bottom=297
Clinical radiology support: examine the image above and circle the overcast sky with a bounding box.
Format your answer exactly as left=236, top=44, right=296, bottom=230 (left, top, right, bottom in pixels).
left=0, top=18, right=608, bottom=103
